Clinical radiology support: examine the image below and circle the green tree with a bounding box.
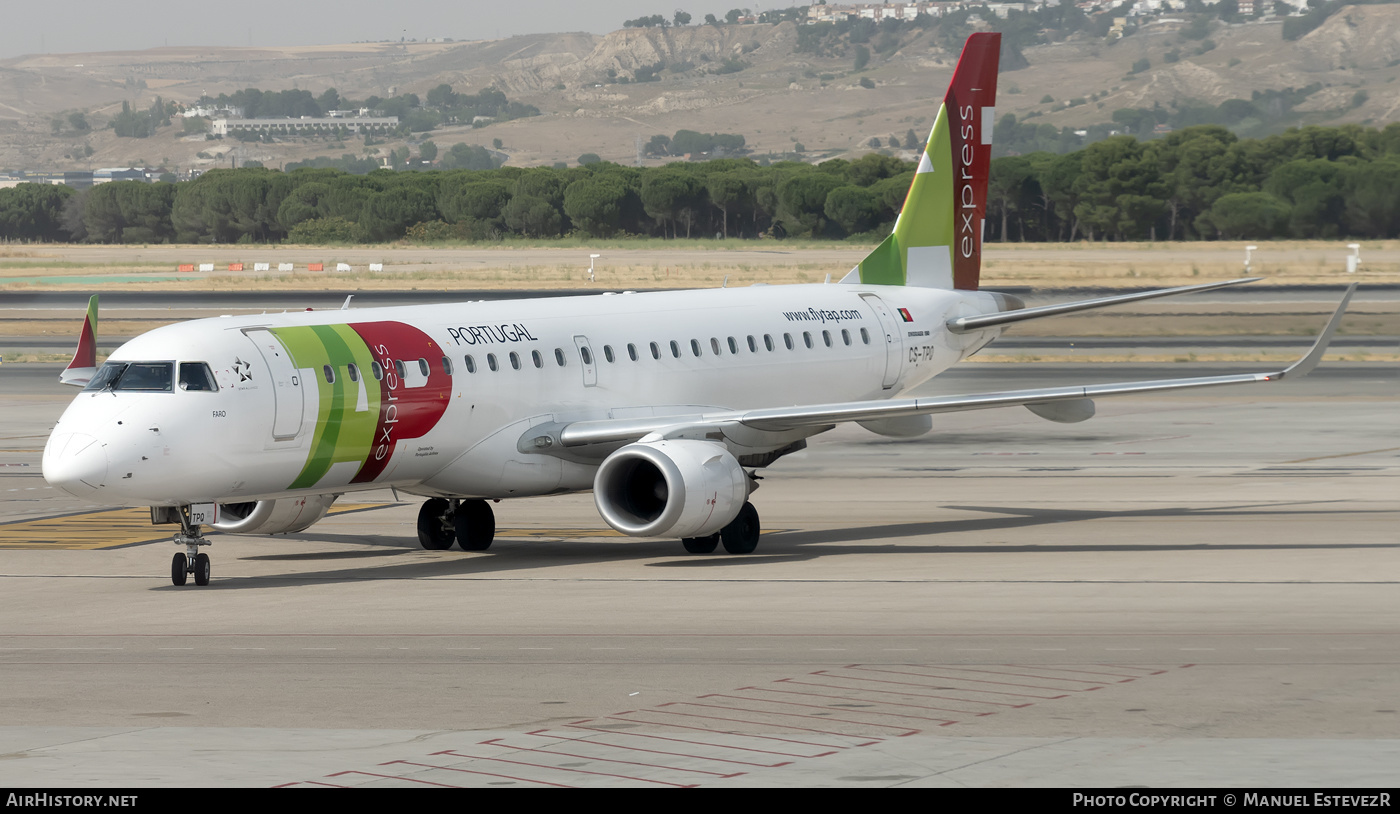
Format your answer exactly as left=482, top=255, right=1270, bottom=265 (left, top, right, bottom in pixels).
left=823, top=185, right=881, bottom=235
left=419, top=140, right=439, bottom=162
left=358, top=186, right=438, bottom=241
left=563, top=176, right=630, bottom=236
left=0, top=184, right=75, bottom=241
left=577, top=153, right=602, bottom=166
left=1196, top=192, right=1290, bottom=239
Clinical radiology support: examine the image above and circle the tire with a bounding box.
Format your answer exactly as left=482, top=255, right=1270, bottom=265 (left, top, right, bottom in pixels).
left=193, top=552, right=211, bottom=586
left=416, top=498, right=456, bottom=550
left=455, top=500, right=495, bottom=551
left=682, top=534, right=719, bottom=554
left=720, top=502, right=760, bottom=555
left=171, top=552, right=188, bottom=586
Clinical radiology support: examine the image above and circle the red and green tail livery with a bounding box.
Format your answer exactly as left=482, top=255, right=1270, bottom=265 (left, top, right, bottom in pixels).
left=848, top=32, right=1000, bottom=290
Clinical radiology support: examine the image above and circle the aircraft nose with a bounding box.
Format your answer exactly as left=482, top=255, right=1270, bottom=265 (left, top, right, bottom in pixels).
left=42, top=432, right=109, bottom=497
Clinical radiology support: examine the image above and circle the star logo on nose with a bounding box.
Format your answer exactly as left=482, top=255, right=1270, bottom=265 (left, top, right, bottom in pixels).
left=232, top=358, right=252, bottom=382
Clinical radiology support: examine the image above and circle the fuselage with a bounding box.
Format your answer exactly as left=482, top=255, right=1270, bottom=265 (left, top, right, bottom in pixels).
left=43, top=283, right=1004, bottom=507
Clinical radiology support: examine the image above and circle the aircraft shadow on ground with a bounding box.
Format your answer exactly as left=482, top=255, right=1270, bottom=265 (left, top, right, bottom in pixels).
left=152, top=498, right=1397, bottom=590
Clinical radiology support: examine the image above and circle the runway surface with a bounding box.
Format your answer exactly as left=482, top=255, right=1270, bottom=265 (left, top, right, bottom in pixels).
left=0, top=361, right=1396, bottom=787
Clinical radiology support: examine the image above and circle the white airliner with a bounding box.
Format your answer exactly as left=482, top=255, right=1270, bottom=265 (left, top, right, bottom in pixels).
left=43, top=34, right=1355, bottom=586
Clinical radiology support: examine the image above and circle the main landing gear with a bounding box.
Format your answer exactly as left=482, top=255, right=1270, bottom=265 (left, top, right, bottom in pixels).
left=417, top=498, right=496, bottom=552
left=170, top=511, right=211, bottom=587
left=682, top=501, right=761, bottom=556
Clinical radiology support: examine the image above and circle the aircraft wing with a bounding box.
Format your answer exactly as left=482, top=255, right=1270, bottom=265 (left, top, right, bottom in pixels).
left=548, top=284, right=1355, bottom=449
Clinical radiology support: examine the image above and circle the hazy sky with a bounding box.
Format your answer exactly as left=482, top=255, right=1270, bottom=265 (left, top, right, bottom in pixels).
left=0, top=1, right=760, bottom=60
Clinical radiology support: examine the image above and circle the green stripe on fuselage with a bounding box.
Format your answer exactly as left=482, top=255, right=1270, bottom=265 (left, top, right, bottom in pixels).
left=270, top=325, right=381, bottom=489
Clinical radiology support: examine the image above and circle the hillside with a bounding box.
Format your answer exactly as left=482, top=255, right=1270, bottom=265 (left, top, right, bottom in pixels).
left=2, top=7, right=1398, bottom=173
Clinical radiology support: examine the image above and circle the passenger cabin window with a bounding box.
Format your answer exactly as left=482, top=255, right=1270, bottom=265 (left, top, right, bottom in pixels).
left=747, top=336, right=757, bottom=353
left=441, top=356, right=453, bottom=376
left=670, top=341, right=681, bottom=359
left=690, top=339, right=702, bottom=358
left=727, top=337, right=738, bottom=354
left=555, top=349, right=567, bottom=367
left=393, top=360, right=407, bottom=379
left=650, top=342, right=660, bottom=360
left=509, top=351, right=521, bottom=370
left=347, top=364, right=360, bottom=382
left=783, top=333, right=794, bottom=350
left=763, top=334, right=774, bottom=352
left=532, top=350, right=543, bottom=369
left=371, top=361, right=384, bottom=380
left=861, top=327, right=871, bottom=344
left=178, top=363, right=219, bottom=392
left=580, top=346, right=593, bottom=365
left=628, top=343, right=638, bottom=362
left=822, top=330, right=832, bottom=347
left=464, top=355, right=476, bottom=374
left=322, top=365, right=335, bottom=384
left=604, top=345, right=615, bottom=363
left=487, top=354, right=499, bottom=372
left=803, top=331, right=813, bottom=349
left=418, top=358, right=430, bottom=377
left=841, top=329, right=851, bottom=346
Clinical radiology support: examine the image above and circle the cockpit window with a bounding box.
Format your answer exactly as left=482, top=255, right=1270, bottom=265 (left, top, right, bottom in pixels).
left=83, top=361, right=127, bottom=392
left=178, top=362, right=219, bottom=392
left=114, top=362, right=173, bottom=392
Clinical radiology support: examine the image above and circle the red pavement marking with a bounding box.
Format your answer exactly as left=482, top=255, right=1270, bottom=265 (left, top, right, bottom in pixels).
left=700, top=693, right=958, bottom=726
left=431, top=751, right=696, bottom=788
left=1024, top=665, right=1156, bottom=680
left=327, top=768, right=481, bottom=787
left=837, top=666, right=1077, bottom=696
left=529, top=728, right=792, bottom=768
left=562, top=724, right=828, bottom=760
left=605, top=713, right=855, bottom=750
left=619, top=708, right=882, bottom=744
left=923, top=665, right=1123, bottom=685
left=664, top=699, right=925, bottom=733
left=777, top=676, right=1031, bottom=708
left=820, top=668, right=1069, bottom=700
left=297, top=663, right=1188, bottom=787
left=479, top=737, right=741, bottom=778
left=742, top=685, right=998, bottom=717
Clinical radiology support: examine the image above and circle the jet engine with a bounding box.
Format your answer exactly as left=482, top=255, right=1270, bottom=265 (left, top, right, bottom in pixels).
left=212, top=495, right=338, bottom=535
left=593, top=440, right=749, bottom=539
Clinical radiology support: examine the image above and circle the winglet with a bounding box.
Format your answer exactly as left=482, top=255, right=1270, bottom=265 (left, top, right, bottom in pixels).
left=59, top=294, right=99, bottom=387
left=1275, top=284, right=1357, bottom=380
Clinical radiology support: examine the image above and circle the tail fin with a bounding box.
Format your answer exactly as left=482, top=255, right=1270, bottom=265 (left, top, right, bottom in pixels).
left=844, top=32, right=1000, bottom=290
left=59, top=295, right=99, bottom=387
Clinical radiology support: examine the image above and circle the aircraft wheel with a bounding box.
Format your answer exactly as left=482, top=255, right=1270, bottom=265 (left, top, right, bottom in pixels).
left=682, top=533, right=719, bottom=554
left=171, top=552, right=188, bottom=586
left=417, top=498, right=456, bottom=550
left=721, top=502, right=760, bottom=555
left=454, top=500, right=495, bottom=551
left=193, top=552, right=211, bottom=586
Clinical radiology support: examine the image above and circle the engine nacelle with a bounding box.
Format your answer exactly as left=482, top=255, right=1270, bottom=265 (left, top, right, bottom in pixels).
left=212, top=495, right=338, bottom=535
left=593, top=440, right=748, bottom=538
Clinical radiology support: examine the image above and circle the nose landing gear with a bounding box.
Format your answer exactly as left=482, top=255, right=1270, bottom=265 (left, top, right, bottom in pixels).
left=167, top=506, right=212, bottom=586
